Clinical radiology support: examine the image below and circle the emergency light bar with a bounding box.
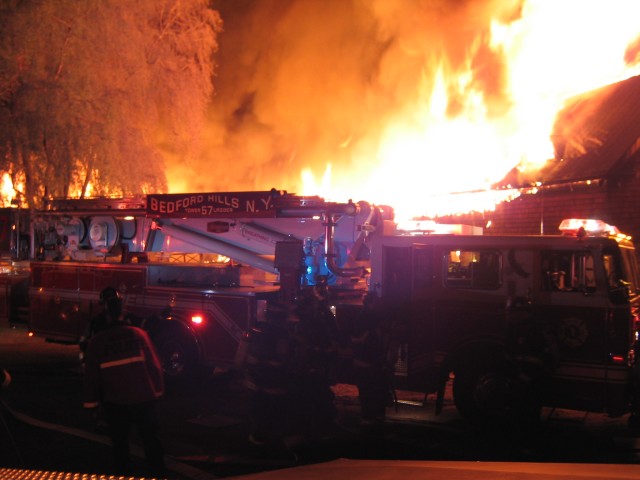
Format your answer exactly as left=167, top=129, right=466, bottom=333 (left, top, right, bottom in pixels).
left=558, top=218, right=620, bottom=237
left=397, top=219, right=483, bottom=235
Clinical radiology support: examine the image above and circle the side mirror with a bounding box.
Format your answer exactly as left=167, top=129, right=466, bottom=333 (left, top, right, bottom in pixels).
left=609, top=279, right=631, bottom=304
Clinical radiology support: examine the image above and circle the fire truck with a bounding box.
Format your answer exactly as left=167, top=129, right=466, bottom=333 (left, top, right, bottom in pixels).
left=19, top=190, right=393, bottom=382
left=371, top=218, right=640, bottom=424
left=2, top=190, right=640, bottom=425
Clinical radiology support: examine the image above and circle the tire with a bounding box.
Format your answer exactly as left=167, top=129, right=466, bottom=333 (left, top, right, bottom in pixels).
left=153, top=326, right=203, bottom=385
left=453, top=356, right=541, bottom=427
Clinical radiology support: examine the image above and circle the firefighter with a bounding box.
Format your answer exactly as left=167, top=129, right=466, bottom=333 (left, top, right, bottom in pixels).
left=245, top=280, right=340, bottom=448
left=244, top=301, right=298, bottom=446
left=79, top=286, right=122, bottom=361
left=350, top=293, right=390, bottom=429
left=292, top=278, right=340, bottom=438
left=80, top=287, right=141, bottom=363
left=82, top=295, right=166, bottom=477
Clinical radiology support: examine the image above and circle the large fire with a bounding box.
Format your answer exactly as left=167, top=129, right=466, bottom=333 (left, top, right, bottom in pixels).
left=4, top=2, right=637, bottom=222
left=185, top=0, right=640, bottom=224
left=300, top=0, right=640, bottom=221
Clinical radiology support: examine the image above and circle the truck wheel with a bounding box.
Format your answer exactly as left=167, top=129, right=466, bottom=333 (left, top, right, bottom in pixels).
left=153, top=327, right=202, bottom=384
left=453, top=358, right=541, bottom=426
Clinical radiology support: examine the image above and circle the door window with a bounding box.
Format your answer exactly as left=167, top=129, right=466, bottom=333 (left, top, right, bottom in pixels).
left=444, top=250, right=501, bottom=289
left=541, top=251, right=596, bottom=293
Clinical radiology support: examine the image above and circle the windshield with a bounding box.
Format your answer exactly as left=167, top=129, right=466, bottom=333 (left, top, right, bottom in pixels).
left=603, top=245, right=639, bottom=303
left=618, top=246, right=640, bottom=296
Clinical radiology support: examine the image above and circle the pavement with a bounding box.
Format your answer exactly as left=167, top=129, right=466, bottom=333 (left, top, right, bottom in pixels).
left=0, top=321, right=377, bottom=479
left=0, top=322, right=221, bottom=480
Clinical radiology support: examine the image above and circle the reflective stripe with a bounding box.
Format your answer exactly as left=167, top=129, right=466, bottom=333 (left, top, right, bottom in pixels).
left=100, top=356, right=145, bottom=369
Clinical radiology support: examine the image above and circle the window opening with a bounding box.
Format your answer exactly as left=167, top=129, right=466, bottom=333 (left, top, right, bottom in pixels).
left=542, top=251, right=596, bottom=293
left=445, top=249, right=501, bottom=289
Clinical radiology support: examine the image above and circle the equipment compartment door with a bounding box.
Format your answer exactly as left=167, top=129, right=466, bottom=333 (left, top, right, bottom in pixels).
left=28, top=262, right=82, bottom=342
left=534, top=249, right=610, bottom=413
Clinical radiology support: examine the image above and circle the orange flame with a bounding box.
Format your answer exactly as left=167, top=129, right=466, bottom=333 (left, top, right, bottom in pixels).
left=1, top=173, right=15, bottom=207
left=299, top=1, right=640, bottom=222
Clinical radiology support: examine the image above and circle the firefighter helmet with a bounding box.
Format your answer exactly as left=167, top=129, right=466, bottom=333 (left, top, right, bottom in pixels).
left=99, top=286, right=120, bottom=305
left=105, top=296, right=123, bottom=322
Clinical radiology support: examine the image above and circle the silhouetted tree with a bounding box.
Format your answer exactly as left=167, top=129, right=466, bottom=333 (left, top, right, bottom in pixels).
left=0, top=0, right=221, bottom=207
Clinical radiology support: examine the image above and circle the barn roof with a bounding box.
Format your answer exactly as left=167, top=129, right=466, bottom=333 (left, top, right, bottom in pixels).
left=497, top=74, right=640, bottom=189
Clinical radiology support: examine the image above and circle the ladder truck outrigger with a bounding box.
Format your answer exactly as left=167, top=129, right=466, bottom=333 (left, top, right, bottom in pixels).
left=2, top=190, right=640, bottom=427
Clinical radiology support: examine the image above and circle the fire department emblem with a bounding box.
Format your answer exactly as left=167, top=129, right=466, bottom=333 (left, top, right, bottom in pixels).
left=557, top=317, right=588, bottom=348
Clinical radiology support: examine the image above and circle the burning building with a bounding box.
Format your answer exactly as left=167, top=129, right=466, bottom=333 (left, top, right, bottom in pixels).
left=446, top=74, right=640, bottom=242
left=198, top=0, right=640, bottom=227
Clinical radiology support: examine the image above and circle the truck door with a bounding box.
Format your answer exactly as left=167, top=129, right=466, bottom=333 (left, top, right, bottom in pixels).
left=601, top=245, right=638, bottom=416
left=533, top=248, right=615, bottom=413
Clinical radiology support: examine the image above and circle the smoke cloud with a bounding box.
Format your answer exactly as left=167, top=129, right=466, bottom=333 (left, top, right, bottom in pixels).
left=169, top=0, right=524, bottom=196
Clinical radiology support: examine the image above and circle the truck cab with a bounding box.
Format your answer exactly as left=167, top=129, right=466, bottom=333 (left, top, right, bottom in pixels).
left=369, top=219, right=640, bottom=424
